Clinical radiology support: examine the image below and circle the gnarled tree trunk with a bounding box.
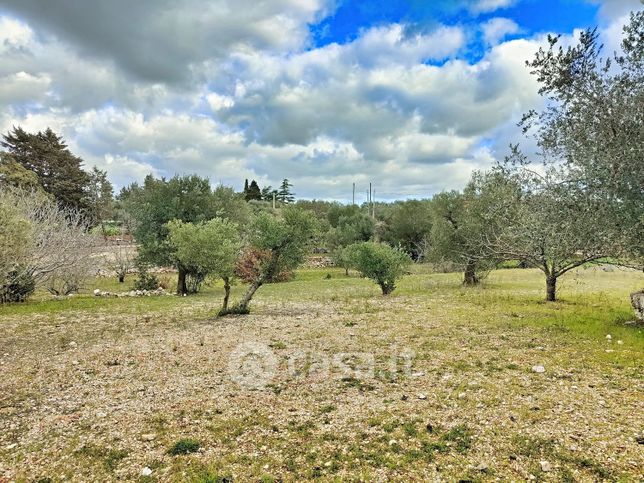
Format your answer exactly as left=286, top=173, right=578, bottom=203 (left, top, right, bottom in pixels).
left=234, top=278, right=263, bottom=313
left=463, top=259, right=479, bottom=286
left=222, top=276, right=231, bottom=311
left=177, top=267, right=188, bottom=295
left=546, top=275, right=557, bottom=302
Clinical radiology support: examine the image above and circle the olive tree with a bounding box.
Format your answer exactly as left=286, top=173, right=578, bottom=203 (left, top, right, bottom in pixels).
left=429, top=170, right=520, bottom=285
left=123, top=175, right=248, bottom=295
left=521, top=12, right=643, bottom=304
left=167, top=218, right=241, bottom=310
left=223, top=207, right=317, bottom=315
left=346, top=242, right=411, bottom=295
left=381, top=200, right=433, bottom=261
left=482, top=164, right=618, bottom=302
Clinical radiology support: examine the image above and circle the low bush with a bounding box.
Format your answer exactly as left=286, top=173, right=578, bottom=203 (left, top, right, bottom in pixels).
left=0, top=268, right=36, bottom=303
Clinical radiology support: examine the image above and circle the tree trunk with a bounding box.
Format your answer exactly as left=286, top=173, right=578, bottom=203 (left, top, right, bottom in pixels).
left=235, top=279, right=263, bottom=312
left=380, top=282, right=395, bottom=295
left=118, top=273, right=125, bottom=283
left=463, top=259, right=479, bottom=286
left=345, top=267, right=349, bottom=276
left=546, top=275, right=557, bottom=302
left=222, top=277, right=231, bottom=311
left=177, top=267, right=188, bottom=296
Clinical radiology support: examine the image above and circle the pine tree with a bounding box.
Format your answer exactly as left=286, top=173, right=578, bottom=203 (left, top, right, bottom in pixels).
left=261, top=185, right=273, bottom=201
left=1, top=127, right=90, bottom=211
left=278, top=178, right=295, bottom=203
left=247, top=180, right=262, bottom=201
left=87, top=167, right=114, bottom=234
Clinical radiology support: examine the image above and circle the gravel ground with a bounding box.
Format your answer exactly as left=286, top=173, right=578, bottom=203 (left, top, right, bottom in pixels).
left=0, top=268, right=643, bottom=482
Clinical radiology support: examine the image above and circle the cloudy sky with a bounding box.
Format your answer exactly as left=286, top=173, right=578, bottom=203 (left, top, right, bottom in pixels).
left=0, top=0, right=640, bottom=200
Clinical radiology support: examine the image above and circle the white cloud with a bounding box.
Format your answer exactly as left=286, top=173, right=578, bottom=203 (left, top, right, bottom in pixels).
left=0, top=72, right=50, bottom=105
left=0, top=0, right=333, bottom=83
left=470, top=0, right=517, bottom=14
left=482, top=17, right=521, bottom=45
left=3, top=2, right=630, bottom=200
left=589, top=0, right=642, bottom=21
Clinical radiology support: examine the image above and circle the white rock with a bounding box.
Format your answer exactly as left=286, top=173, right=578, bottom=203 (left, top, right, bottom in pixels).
left=5, top=443, right=17, bottom=450
left=417, top=393, right=427, bottom=400
left=617, top=340, right=623, bottom=345
left=540, top=460, right=552, bottom=472
left=606, top=334, right=612, bottom=340
left=93, top=289, right=101, bottom=296
left=141, top=467, right=153, bottom=476
left=532, top=365, right=546, bottom=373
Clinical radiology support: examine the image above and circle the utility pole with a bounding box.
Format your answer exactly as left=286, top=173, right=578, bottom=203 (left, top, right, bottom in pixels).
left=352, top=183, right=355, bottom=205
left=369, top=182, right=372, bottom=218
left=372, top=190, right=376, bottom=218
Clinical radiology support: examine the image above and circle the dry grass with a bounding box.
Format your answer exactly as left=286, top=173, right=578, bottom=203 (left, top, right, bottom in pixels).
left=0, top=266, right=643, bottom=482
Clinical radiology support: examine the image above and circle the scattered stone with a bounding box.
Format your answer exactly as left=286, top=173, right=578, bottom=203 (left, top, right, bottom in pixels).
left=69, top=341, right=77, bottom=347
left=475, top=463, right=489, bottom=472
left=141, top=467, right=153, bottom=476
left=412, top=371, right=425, bottom=377
left=458, top=392, right=466, bottom=399
left=617, top=340, right=624, bottom=345
left=606, top=334, right=612, bottom=341
left=5, top=443, right=17, bottom=450
left=141, top=433, right=156, bottom=441
left=532, top=365, right=546, bottom=373
left=425, top=423, right=434, bottom=433
left=635, top=436, right=644, bottom=444
left=93, top=287, right=171, bottom=298
left=417, top=393, right=427, bottom=400
left=540, top=460, right=552, bottom=472
left=71, top=360, right=79, bottom=366
left=400, top=394, right=408, bottom=401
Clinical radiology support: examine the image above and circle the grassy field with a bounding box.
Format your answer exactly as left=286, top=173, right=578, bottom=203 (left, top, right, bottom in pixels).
left=0, top=266, right=643, bottom=482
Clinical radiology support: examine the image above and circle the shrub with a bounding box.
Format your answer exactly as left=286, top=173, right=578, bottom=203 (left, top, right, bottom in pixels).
left=134, top=260, right=159, bottom=291
left=185, top=270, right=208, bottom=294
left=0, top=267, right=36, bottom=303
left=346, top=242, right=411, bottom=295
left=167, top=438, right=200, bottom=455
